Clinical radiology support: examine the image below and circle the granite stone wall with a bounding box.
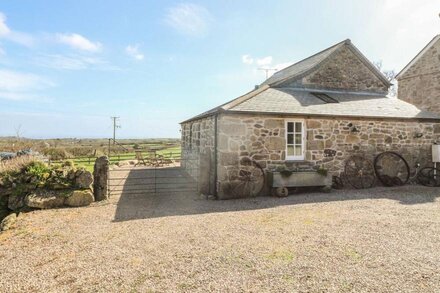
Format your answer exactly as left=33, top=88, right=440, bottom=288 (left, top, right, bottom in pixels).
left=217, top=113, right=440, bottom=198
left=283, top=44, right=388, bottom=93
left=181, top=116, right=216, bottom=195
left=398, top=39, right=440, bottom=115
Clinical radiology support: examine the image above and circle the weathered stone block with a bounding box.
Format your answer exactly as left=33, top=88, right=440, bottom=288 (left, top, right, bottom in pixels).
left=222, top=123, right=246, bottom=136
left=93, top=156, right=109, bottom=201
left=264, top=119, right=284, bottom=129
left=266, top=137, right=285, bottom=151
left=346, top=134, right=360, bottom=144
left=229, top=140, right=240, bottom=152
left=75, top=170, right=93, bottom=189
left=0, top=213, right=16, bottom=231
left=65, top=190, right=94, bottom=207
left=370, top=133, right=384, bottom=139
left=252, top=154, right=269, bottom=160
left=219, top=152, right=239, bottom=166
left=307, top=120, right=322, bottom=128
left=25, top=190, right=66, bottom=209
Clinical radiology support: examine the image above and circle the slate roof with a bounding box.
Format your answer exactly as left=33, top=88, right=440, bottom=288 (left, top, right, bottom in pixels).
left=261, top=39, right=391, bottom=87
left=181, top=39, right=440, bottom=123
left=261, top=40, right=344, bottom=86
left=227, top=88, right=440, bottom=120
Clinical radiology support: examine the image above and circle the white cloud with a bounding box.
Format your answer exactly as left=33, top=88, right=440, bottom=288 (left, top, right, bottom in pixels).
left=0, top=12, right=34, bottom=47
left=0, top=69, right=54, bottom=101
left=165, top=3, right=212, bottom=36
left=0, top=92, right=51, bottom=102
left=256, top=56, right=273, bottom=66
left=125, top=45, right=144, bottom=61
left=242, top=54, right=254, bottom=65
left=359, top=0, right=440, bottom=71
left=0, top=12, right=11, bottom=36
left=35, top=54, right=120, bottom=71
left=56, top=33, right=102, bottom=52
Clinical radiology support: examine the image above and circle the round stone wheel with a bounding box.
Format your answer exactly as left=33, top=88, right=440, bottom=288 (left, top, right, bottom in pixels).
left=272, top=187, right=288, bottom=197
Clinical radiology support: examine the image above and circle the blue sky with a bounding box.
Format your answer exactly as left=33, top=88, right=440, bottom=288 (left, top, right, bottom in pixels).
left=0, top=0, right=438, bottom=138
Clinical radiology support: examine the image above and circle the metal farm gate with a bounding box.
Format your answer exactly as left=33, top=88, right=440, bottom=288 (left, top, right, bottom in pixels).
left=107, top=158, right=199, bottom=197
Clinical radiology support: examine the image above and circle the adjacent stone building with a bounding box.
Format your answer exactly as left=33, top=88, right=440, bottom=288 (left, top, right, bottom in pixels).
left=181, top=39, right=440, bottom=199
left=397, top=35, right=440, bottom=114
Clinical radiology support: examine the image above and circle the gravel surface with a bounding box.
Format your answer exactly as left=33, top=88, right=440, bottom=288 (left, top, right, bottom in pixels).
left=1, top=185, right=440, bottom=292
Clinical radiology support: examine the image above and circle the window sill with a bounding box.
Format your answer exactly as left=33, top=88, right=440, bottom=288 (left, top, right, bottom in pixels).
left=285, top=159, right=307, bottom=163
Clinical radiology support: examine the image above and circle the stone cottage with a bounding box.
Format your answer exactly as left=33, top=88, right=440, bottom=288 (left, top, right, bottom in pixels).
left=396, top=35, right=440, bottom=115
left=181, top=39, right=440, bottom=199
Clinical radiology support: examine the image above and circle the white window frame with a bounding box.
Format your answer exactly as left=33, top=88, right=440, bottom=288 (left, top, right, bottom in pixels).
left=285, top=120, right=306, bottom=161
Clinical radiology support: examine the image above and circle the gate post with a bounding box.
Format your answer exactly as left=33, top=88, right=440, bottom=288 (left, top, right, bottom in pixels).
left=93, top=156, right=109, bottom=201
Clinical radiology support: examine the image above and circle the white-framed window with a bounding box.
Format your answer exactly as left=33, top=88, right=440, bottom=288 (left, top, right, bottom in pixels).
left=285, top=120, right=306, bottom=161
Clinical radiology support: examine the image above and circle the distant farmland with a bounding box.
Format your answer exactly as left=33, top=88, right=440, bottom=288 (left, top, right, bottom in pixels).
left=0, top=137, right=181, bottom=171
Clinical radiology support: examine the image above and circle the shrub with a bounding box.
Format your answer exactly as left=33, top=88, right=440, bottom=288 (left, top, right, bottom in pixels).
left=41, top=147, right=71, bottom=160
left=67, top=147, right=95, bottom=157
left=0, top=156, right=36, bottom=175
left=25, top=161, right=51, bottom=181
left=62, top=160, right=75, bottom=168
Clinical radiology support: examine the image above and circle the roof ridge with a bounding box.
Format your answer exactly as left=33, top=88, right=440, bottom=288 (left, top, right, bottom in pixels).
left=266, top=39, right=348, bottom=81
left=260, top=39, right=391, bottom=88
left=344, top=42, right=392, bottom=86
left=262, top=39, right=349, bottom=86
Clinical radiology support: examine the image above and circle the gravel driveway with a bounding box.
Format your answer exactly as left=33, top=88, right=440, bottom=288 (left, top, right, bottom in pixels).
left=1, top=185, right=440, bottom=292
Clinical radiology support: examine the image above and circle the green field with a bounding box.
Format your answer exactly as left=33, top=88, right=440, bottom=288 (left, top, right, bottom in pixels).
left=62, top=146, right=182, bottom=172
left=0, top=137, right=181, bottom=172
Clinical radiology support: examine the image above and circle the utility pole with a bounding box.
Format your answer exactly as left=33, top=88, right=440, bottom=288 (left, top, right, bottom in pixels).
left=258, top=68, right=278, bottom=80
left=110, top=116, right=121, bottom=144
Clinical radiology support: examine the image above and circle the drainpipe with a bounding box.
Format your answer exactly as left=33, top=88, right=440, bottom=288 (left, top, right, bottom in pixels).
left=214, top=113, right=218, bottom=198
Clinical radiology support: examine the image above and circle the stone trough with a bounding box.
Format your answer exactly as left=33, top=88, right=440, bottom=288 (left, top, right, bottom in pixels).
left=268, top=171, right=332, bottom=197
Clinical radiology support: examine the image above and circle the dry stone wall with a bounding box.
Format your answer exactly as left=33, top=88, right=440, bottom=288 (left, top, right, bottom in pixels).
left=181, top=116, right=216, bottom=195
left=217, top=113, right=440, bottom=198
left=398, top=39, right=440, bottom=115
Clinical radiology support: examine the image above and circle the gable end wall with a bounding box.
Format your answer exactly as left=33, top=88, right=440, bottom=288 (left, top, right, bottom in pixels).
left=398, top=39, right=440, bottom=114
left=282, top=45, right=388, bottom=93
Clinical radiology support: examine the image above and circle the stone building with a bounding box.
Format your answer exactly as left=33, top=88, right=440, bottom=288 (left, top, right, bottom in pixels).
left=181, top=39, right=440, bottom=199
left=396, top=35, right=440, bottom=114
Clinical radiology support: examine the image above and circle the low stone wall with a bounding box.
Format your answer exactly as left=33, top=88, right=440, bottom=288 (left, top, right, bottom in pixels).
left=217, top=113, right=440, bottom=198
left=0, top=160, right=95, bottom=231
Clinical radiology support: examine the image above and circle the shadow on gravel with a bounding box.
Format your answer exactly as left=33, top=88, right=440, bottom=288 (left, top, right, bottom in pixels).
left=112, top=168, right=440, bottom=222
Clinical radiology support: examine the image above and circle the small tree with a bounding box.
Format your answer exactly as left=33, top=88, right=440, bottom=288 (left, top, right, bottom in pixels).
left=14, top=124, right=23, bottom=141
left=374, top=61, right=397, bottom=97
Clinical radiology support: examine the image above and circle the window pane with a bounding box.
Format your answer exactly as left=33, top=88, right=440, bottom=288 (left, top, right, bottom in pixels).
left=295, top=134, right=302, bottom=144
left=295, top=122, right=302, bottom=133
left=287, top=122, right=294, bottom=133
left=287, top=145, right=294, bottom=156
left=287, top=134, right=293, bottom=144
left=294, top=146, right=302, bottom=156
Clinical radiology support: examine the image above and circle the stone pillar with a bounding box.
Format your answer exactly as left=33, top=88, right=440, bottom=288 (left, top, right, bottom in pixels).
left=93, top=156, right=109, bottom=201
